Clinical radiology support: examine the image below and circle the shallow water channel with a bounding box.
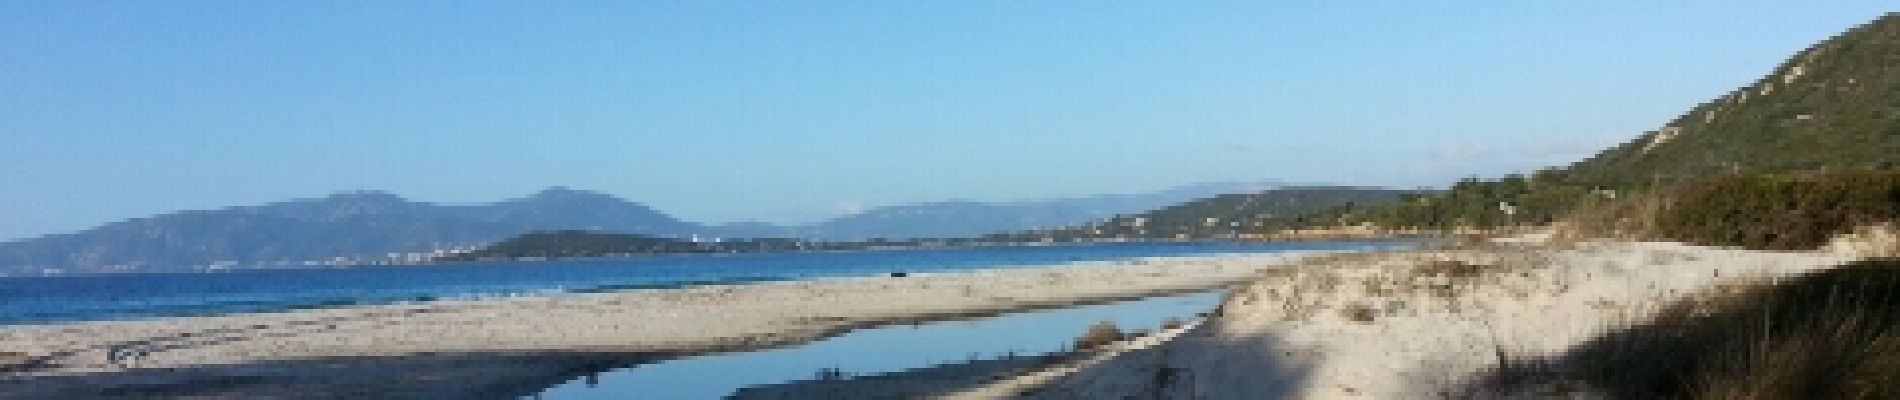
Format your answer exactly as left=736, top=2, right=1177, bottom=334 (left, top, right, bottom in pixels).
left=528, top=290, right=1225, bottom=399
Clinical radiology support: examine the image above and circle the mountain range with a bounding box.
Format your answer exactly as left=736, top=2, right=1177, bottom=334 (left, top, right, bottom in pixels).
left=725, top=181, right=1290, bottom=239
left=0, top=182, right=1291, bottom=274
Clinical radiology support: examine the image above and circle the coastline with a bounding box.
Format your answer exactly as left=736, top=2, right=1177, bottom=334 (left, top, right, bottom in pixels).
left=0, top=253, right=1313, bottom=399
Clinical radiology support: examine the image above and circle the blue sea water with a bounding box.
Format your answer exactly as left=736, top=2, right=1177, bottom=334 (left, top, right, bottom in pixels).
left=0, top=241, right=1405, bottom=325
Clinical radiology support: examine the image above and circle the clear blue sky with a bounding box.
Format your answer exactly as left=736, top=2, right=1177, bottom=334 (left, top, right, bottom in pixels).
left=1, top=2, right=1892, bottom=240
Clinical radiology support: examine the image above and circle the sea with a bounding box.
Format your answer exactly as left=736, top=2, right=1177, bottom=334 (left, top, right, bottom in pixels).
left=0, top=241, right=1403, bottom=326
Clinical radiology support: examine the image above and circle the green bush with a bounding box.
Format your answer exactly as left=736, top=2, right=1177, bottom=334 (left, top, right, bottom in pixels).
left=1073, top=320, right=1124, bottom=351
left=1651, top=170, right=1900, bottom=250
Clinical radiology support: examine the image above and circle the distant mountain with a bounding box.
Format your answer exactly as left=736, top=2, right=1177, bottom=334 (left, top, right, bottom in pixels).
left=0, top=182, right=1303, bottom=274
left=0, top=187, right=696, bottom=274
left=769, top=181, right=1287, bottom=240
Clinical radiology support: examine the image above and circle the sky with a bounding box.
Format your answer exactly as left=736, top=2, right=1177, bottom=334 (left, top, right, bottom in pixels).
left=1, top=2, right=1894, bottom=240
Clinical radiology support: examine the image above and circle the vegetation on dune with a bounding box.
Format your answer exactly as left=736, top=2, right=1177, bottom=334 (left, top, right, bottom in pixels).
left=1073, top=320, right=1125, bottom=351
left=1565, top=170, right=1900, bottom=250
left=1466, top=258, right=1900, bottom=399
left=1382, top=17, right=1900, bottom=397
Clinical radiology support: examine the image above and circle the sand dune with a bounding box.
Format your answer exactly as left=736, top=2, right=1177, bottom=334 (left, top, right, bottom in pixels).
left=953, top=241, right=1852, bottom=399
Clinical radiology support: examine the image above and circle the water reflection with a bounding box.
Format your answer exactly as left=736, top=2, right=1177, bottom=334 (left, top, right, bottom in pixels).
left=530, top=290, right=1224, bottom=399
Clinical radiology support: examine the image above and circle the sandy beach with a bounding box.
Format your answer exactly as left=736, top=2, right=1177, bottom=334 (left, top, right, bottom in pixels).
left=0, top=253, right=1307, bottom=399
left=929, top=240, right=1858, bottom=399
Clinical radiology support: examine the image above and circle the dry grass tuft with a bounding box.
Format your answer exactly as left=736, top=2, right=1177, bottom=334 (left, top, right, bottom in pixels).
left=1462, top=258, right=1900, bottom=399
left=1340, top=304, right=1378, bottom=323
left=1073, top=320, right=1124, bottom=351
left=1159, top=317, right=1186, bottom=330
left=1414, top=260, right=1495, bottom=279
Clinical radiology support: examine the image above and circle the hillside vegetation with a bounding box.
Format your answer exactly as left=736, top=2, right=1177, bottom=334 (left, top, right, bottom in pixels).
left=1338, top=13, right=1900, bottom=234
left=986, top=187, right=1424, bottom=241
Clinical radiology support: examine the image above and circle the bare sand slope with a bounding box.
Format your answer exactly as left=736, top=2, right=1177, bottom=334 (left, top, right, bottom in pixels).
left=948, top=241, right=1852, bottom=399
left=0, top=254, right=1303, bottom=399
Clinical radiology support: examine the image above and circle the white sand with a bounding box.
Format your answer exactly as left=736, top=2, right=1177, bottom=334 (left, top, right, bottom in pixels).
left=950, top=241, right=1856, bottom=399
left=0, top=253, right=1312, bottom=398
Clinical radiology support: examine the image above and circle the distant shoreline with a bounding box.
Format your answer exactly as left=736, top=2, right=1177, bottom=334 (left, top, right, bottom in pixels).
left=436, top=230, right=1430, bottom=263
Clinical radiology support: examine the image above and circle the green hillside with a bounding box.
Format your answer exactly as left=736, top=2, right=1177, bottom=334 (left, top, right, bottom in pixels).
left=1566, top=13, right=1900, bottom=189
left=1352, top=13, right=1900, bottom=230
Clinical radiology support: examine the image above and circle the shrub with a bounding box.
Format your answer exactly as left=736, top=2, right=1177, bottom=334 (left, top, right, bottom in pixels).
left=1565, top=170, right=1900, bottom=250
left=1415, top=260, right=1493, bottom=279
left=1340, top=304, right=1378, bottom=323
left=1074, top=320, right=1124, bottom=351
left=1159, top=317, right=1186, bottom=330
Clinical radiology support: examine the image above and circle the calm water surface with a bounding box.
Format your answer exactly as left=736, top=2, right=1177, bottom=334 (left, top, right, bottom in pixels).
left=530, top=290, right=1227, bottom=400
